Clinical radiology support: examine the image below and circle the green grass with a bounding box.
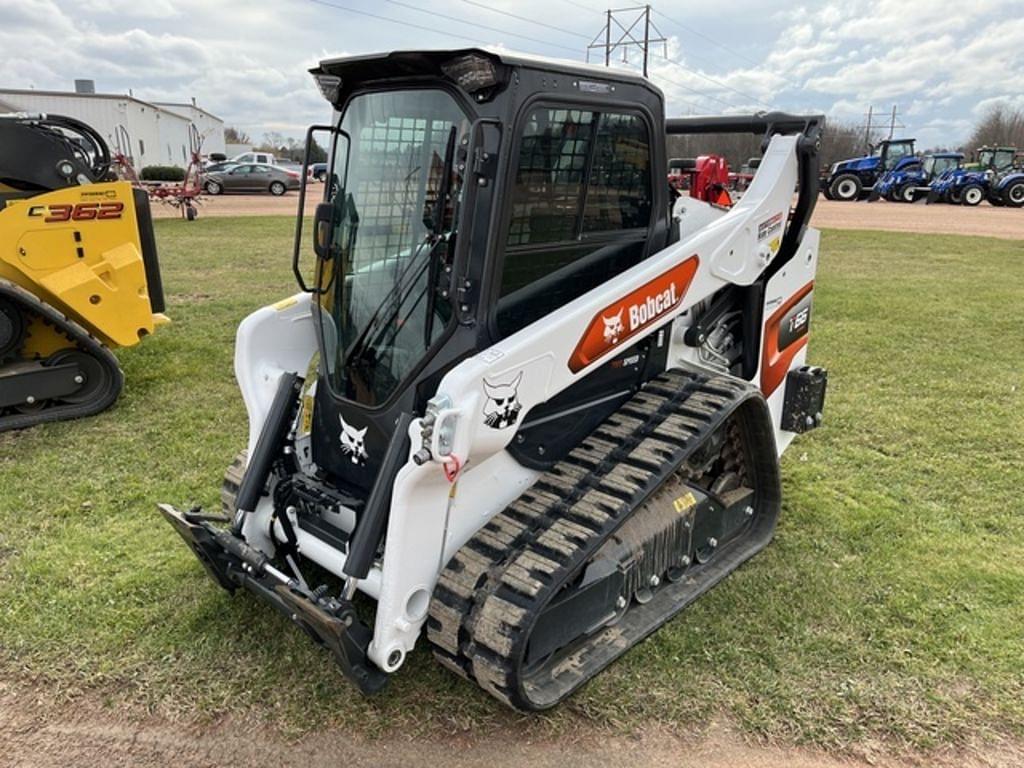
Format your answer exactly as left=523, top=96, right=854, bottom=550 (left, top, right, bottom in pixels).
left=1, top=220, right=1022, bottom=751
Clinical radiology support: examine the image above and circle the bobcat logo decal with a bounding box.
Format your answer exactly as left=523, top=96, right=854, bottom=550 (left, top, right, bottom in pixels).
left=602, top=309, right=624, bottom=345
left=482, top=372, right=523, bottom=430
left=339, top=414, right=369, bottom=465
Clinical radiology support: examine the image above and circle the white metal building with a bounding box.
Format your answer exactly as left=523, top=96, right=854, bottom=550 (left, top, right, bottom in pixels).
left=153, top=101, right=226, bottom=156
left=0, top=85, right=225, bottom=169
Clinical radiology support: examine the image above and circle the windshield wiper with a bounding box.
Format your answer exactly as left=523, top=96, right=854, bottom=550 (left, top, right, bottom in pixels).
left=344, top=126, right=460, bottom=372
left=344, top=233, right=434, bottom=365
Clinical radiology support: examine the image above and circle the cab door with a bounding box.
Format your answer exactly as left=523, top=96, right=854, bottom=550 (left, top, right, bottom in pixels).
left=488, top=103, right=665, bottom=469
left=882, top=141, right=913, bottom=171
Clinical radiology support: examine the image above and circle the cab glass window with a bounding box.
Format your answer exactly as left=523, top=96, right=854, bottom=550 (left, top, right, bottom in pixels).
left=497, top=107, right=652, bottom=337
left=884, top=142, right=912, bottom=169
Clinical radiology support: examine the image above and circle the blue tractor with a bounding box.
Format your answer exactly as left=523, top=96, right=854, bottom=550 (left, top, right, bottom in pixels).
left=822, top=138, right=916, bottom=201
left=991, top=171, right=1024, bottom=207
left=988, top=150, right=1024, bottom=207
left=870, top=152, right=964, bottom=203
left=928, top=146, right=1019, bottom=206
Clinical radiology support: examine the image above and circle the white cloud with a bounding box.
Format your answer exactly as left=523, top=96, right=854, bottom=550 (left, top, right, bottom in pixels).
left=88, top=0, right=179, bottom=18
left=0, top=0, right=1020, bottom=148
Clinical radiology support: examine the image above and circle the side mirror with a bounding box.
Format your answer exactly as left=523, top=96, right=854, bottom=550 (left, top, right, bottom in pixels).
left=293, top=124, right=351, bottom=293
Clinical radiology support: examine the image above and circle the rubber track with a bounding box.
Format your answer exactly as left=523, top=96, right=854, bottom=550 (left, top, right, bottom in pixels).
left=221, top=451, right=248, bottom=515
left=0, top=279, right=123, bottom=432
left=427, top=368, right=775, bottom=710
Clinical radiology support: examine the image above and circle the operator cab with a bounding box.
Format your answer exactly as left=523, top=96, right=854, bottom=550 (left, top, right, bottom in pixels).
left=976, top=146, right=1017, bottom=173
left=873, top=138, right=916, bottom=171
left=301, top=49, right=670, bottom=494
left=922, top=153, right=962, bottom=180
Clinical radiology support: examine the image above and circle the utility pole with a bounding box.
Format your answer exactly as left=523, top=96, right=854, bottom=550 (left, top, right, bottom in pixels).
left=605, top=10, right=612, bottom=67
left=588, top=5, right=667, bottom=78
left=643, top=6, right=651, bottom=77
left=861, top=103, right=905, bottom=149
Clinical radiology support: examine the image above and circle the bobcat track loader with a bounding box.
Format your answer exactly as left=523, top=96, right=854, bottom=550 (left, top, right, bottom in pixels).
left=160, top=49, right=828, bottom=710
left=0, top=113, right=167, bottom=431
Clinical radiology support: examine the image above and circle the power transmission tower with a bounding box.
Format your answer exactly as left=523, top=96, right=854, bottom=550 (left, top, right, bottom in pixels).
left=860, top=104, right=906, bottom=149
left=587, top=5, right=667, bottom=77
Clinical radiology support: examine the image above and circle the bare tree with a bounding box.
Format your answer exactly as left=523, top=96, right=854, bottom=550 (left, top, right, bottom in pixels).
left=819, top=119, right=865, bottom=169
left=664, top=117, right=867, bottom=173
left=966, top=103, right=1024, bottom=151
left=259, top=132, right=287, bottom=152
left=223, top=126, right=251, bottom=145
left=665, top=132, right=761, bottom=171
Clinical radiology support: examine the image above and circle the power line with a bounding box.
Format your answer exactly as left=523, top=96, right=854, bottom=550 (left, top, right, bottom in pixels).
left=584, top=3, right=747, bottom=111
left=378, top=0, right=582, bottom=54
left=587, top=6, right=667, bottom=76
left=558, top=0, right=603, bottom=13
left=310, top=0, right=761, bottom=111
left=309, top=0, right=487, bottom=45
left=310, top=0, right=586, bottom=59
left=650, top=7, right=761, bottom=68
left=456, top=0, right=592, bottom=40
left=860, top=104, right=906, bottom=147
left=645, top=71, right=711, bottom=114
left=654, top=53, right=772, bottom=108
left=648, top=67, right=736, bottom=111
left=651, top=6, right=803, bottom=94
left=560, top=0, right=760, bottom=70
left=584, top=5, right=770, bottom=109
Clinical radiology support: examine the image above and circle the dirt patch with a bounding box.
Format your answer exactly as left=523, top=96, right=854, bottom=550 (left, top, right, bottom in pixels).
left=150, top=191, right=317, bottom=220
left=2, top=694, right=1020, bottom=768
left=811, top=199, right=1024, bottom=240
left=153, top=193, right=1024, bottom=240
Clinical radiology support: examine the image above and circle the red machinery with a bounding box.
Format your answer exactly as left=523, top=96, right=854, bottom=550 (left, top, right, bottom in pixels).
left=112, top=124, right=205, bottom=220
left=668, top=154, right=733, bottom=206
left=728, top=156, right=761, bottom=193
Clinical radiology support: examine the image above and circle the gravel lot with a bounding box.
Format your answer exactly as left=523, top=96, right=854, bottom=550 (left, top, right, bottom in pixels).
left=153, top=192, right=1024, bottom=239
left=811, top=198, right=1024, bottom=239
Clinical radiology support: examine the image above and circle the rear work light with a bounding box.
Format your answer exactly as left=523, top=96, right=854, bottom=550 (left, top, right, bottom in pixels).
left=442, top=54, right=500, bottom=99
left=314, top=73, right=342, bottom=104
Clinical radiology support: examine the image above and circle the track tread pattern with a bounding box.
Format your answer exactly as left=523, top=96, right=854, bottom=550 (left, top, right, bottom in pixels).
left=221, top=451, right=248, bottom=515
left=427, top=368, right=764, bottom=710
left=0, top=279, right=124, bottom=432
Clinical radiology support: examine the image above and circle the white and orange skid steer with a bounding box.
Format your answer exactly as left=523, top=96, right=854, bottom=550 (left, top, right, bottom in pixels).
left=160, top=48, right=828, bottom=711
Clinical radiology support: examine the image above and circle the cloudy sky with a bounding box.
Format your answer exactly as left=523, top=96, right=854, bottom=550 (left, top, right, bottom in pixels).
left=2, top=0, right=1022, bottom=148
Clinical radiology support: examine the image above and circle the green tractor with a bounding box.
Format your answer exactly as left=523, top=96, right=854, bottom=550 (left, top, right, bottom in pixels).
left=963, top=146, right=1018, bottom=173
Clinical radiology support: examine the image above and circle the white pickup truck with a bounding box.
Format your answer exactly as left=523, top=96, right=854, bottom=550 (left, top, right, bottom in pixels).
left=229, top=151, right=278, bottom=165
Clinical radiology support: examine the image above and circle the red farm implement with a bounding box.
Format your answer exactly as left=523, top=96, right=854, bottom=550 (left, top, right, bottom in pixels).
left=113, top=123, right=205, bottom=220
